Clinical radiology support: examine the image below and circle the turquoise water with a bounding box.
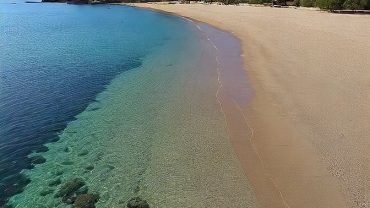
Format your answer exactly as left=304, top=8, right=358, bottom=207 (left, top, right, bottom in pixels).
left=1, top=3, right=256, bottom=208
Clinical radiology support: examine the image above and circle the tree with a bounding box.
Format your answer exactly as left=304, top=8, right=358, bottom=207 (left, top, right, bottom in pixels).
left=343, top=0, right=368, bottom=9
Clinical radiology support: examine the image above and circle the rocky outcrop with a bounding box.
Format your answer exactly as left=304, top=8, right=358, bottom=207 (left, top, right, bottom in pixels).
left=66, top=0, right=90, bottom=4
left=42, top=0, right=67, bottom=2
left=30, top=155, right=46, bottom=165
left=127, top=197, right=150, bottom=208
left=55, top=178, right=85, bottom=198
left=73, top=193, right=99, bottom=208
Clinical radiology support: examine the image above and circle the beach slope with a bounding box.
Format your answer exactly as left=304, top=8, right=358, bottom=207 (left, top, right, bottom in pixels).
left=134, top=3, right=370, bottom=208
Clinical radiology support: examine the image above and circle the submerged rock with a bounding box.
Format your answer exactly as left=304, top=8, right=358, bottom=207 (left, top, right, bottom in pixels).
left=87, top=107, right=100, bottom=112
left=61, top=160, right=74, bottom=165
left=78, top=150, right=89, bottom=157
left=63, top=147, right=71, bottom=153
left=85, top=165, right=94, bottom=171
left=35, top=145, right=49, bottom=153
left=39, top=188, right=54, bottom=196
left=75, top=186, right=89, bottom=195
left=55, top=178, right=85, bottom=198
left=53, top=169, right=64, bottom=176
left=127, top=197, right=150, bottom=208
left=48, top=178, right=62, bottom=187
left=73, top=193, right=99, bottom=208
left=102, top=164, right=115, bottom=171
left=49, top=137, right=60, bottom=143
left=62, top=194, right=77, bottom=204
left=30, top=155, right=46, bottom=165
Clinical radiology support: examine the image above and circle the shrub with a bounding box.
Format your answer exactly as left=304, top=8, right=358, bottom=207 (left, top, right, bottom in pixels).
left=224, top=0, right=241, bottom=4
left=342, top=0, right=368, bottom=9
left=248, top=0, right=270, bottom=4
left=248, top=0, right=263, bottom=3
left=315, top=0, right=328, bottom=8
left=300, top=0, right=315, bottom=6
left=316, top=0, right=344, bottom=10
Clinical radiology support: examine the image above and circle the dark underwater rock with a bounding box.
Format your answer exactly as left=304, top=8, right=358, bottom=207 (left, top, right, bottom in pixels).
left=75, top=186, right=89, bottom=195
left=63, top=147, right=71, bottom=153
left=127, top=197, right=150, bottom=208
left=85, top=165, right=94, bottom=171
left=62, top=194, right=77, bottom=204
left=40, top=188, right=54, bottom=196
left=55, top=178, right=85, bottom=198
left=50, top=137, right=60, bottom=143
left=48, top=178, right=62, bottom=187
left=78, top=150, right=89, bottom=156
left=53, top=169, right=64, bottom=176
left=73, top=193, right=99, bottom=208
left=35, top=145, right=49, bottom=153
left=61, top=160, right=74, bottom=165
left=103, top=164, right=115, bottom=170
left=17, top=174, right=31, bottom=187
left=87, top=107, right=100, bottom=111
left=30, top=155, right=46, bottom=165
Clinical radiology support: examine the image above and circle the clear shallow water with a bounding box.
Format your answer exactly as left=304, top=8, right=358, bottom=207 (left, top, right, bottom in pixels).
left=0, top=3, right=199, bottom=206
left=1, top=3, right=256, bottom=208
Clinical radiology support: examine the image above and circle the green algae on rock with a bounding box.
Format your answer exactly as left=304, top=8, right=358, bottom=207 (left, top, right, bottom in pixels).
left=55, top=178, right=85, bottom=198
left=127, top=197, right=150, bottom=208
left=76, top=186, right=89, bottom=195
left=39, top=188, right=54, bottom=196
left=78, top=150, right=89, bottom=157
left=30, top=155, right=46, bottom=165
left=85, top=165, right=95, bottom=171
left=74, top=193, right=100, bottom=208
left=48, top=178, right=62, bottom=187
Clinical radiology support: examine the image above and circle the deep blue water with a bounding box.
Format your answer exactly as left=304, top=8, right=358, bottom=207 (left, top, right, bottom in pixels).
left=0, top=3, right=182, bottom=206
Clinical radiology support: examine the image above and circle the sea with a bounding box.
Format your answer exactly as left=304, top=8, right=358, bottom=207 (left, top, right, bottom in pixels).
left=0, top=2, right=254, bottom=207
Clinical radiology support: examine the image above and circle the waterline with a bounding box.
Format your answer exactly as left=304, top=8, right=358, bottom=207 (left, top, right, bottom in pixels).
left=5, top=6, right=257, bottom=208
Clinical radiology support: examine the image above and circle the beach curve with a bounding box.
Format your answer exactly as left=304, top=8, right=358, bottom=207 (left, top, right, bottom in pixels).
left=6, top=6, right=259, bottom=207
left=132, top=3, right=370, bottom=208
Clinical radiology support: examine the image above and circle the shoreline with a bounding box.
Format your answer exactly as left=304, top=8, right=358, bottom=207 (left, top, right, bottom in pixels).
left=128, top=4, right=300, bottom=207
left=131, top=4, right=300, bottom=207
left=7, top=6, right=259, bottom=207
left=131, top=3, right=370, bottom=208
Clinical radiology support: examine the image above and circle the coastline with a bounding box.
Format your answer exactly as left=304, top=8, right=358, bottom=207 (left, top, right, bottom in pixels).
left=131, top=3, right=370, bottom=208
left=7, top=6, right=259, bottom=207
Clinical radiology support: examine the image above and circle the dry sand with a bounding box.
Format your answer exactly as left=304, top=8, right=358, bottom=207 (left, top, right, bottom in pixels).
left=132, top=3, right=370, bottom=208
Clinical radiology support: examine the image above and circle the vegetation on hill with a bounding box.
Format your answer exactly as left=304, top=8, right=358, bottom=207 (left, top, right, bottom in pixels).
left=42, top=0, right=370, bottom=11
left=314, top=0, right=369, bottom=10
left=192, top=0, right=370, bottom=10
left=204, top=0, right=369, bottom=10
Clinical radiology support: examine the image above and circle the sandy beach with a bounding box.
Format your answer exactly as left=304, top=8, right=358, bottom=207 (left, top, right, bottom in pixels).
left=133, top=3, right=370, bottom=208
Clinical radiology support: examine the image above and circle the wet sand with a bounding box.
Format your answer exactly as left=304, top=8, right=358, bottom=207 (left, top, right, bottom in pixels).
left=133, top=3, right=370, bottom=208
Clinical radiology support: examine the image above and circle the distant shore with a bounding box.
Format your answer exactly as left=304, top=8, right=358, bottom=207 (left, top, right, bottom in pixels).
left=132, top=3, right=370, bottom=208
